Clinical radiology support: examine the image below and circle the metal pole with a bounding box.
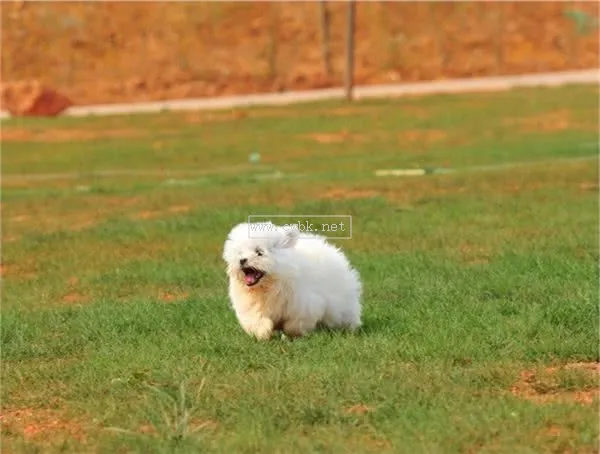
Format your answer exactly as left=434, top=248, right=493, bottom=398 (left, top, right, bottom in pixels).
left=344, top=0, right=356, bottom=101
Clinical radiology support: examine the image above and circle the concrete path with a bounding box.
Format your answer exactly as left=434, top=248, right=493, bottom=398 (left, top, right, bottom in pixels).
left=1, top=69, right=597, bottom=120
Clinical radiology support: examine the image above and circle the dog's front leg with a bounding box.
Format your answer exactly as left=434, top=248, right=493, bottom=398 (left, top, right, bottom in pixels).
left=238, top=313, right=274, bottom=341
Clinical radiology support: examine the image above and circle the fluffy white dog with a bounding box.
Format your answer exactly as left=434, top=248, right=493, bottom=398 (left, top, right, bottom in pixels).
left=222, top=222, right=362, bottom=340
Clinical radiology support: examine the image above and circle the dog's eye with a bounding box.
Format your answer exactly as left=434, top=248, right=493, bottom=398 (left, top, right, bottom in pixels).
left=255, top=248, right=263, bottom=256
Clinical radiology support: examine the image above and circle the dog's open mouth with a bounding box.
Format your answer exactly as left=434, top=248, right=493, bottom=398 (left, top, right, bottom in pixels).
left=242, top=267, right=265, bottom=286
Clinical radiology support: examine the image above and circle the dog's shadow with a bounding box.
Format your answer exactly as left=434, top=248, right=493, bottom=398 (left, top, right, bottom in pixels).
left=273, top=317, right=389, bottom=341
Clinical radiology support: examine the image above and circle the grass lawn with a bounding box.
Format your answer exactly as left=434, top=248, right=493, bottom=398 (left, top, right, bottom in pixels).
left=1, top=84, right=599, bottom=453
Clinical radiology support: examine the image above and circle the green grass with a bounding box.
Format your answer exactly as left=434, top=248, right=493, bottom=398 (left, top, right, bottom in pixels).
left=1, top=84, right=599, bottom=453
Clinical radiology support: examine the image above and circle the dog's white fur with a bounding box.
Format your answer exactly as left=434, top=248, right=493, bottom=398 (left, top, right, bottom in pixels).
left=222, top=222, right=362, bottom=340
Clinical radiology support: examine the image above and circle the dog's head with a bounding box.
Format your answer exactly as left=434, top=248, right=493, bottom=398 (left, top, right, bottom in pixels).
left=222, top=222, right=299, bottom=288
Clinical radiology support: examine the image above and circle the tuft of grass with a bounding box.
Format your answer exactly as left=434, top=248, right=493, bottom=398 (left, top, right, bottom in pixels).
left=107, top=379, right=211, bottom=447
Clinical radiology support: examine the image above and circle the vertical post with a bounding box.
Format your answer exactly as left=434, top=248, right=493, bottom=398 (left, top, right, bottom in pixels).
left=319, top=0, right=332, bottom=77
left=494, top=3, right=504, bottom=73
left=267, top=2, right=279, bottom=81
left=344, top=0, right=356, bottom=101
left=427, top=3, right=446, bottom=74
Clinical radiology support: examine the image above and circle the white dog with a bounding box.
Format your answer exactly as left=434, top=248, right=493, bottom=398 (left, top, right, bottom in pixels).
left=222, top=222, right=362, bottom=340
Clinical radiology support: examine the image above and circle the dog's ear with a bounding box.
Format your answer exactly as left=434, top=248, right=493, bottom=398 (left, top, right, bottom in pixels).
left=277, top=227, right=299, bottom=249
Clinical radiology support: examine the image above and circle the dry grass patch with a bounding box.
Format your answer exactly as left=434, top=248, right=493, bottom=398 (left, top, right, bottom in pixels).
left=0, top=406, right=90, bottom=444
left=130, top=205, right=191, bottom=221
left=504, top=109, right=598, bottom=134
left=510, top=362, right=599, bottom=405
left=1, top=127, right=145, bottom=143
left=322, top=188, right=381, bottom=200
left=304, top=131, right=369, bottom=144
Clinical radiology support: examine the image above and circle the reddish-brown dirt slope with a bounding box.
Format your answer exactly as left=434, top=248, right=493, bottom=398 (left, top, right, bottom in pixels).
left=1, top=2, right=598, bottom=106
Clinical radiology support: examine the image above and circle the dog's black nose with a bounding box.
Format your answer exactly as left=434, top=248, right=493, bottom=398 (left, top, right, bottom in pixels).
left=240, top=258, right=248, bottom=266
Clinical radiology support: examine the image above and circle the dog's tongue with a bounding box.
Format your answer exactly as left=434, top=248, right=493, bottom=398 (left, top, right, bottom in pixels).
left=244, top=273, right=257, bottom=285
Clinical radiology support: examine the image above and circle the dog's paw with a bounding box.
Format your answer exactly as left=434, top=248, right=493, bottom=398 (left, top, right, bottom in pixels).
left=254, top=328, right=274, bottom=341
left=253, top=319, right=274, bottom=341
